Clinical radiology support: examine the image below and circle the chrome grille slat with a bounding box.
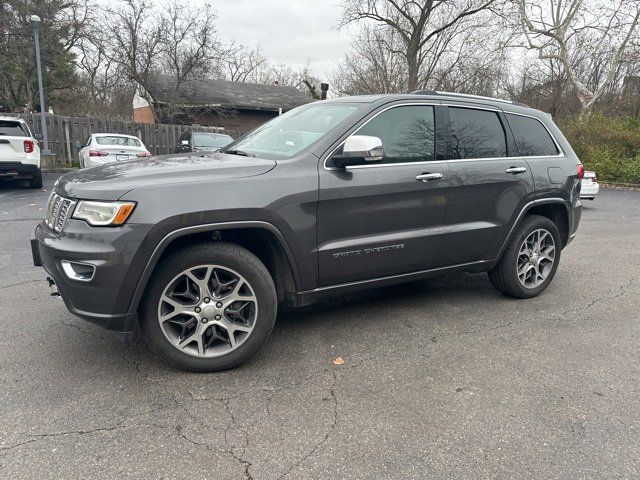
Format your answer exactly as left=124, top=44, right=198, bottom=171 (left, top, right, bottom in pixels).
left=45, top=193, right=76, bottom=232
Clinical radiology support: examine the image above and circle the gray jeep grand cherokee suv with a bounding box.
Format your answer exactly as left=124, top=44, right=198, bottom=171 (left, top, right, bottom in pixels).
left=31, top=91, right=584, bottom=371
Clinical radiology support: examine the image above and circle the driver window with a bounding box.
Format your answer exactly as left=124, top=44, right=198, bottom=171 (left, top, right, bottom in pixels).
left=336, top=105, right=436, bottom=165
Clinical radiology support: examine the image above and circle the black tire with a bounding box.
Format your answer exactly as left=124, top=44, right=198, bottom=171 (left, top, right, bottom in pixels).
left=29, top=169, right=43, bottom=189
left=488, top=214, right=561, bottom=299
left=141, top=242, right=277, bottom=372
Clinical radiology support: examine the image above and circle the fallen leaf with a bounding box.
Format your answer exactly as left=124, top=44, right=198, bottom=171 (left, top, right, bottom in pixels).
left=332, top=357, right=345, bottom=366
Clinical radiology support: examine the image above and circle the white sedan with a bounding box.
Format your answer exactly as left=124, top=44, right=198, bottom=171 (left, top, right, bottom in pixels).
left=79, top=134, right=151, bottom=168
left=580, top=171, right=600, bottom=200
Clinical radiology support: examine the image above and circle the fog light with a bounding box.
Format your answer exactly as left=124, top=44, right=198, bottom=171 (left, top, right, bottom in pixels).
left=61, top=260, right=96, bottom=281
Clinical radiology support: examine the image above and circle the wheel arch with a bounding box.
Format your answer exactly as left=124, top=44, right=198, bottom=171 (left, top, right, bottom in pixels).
left=128, top=221, right=302, bottom=315
left=498, top=198, right=570, bottom=258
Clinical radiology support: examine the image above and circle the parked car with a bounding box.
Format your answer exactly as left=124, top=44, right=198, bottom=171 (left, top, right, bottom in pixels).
left=31, top=91, right=584, bottom=371
left=174, top=131, right=234, bottom=153
left=78, top=134, right=151, bottom=168
left=580, top=170, right=599, bottom=200
left=0, top=116, right=42, bottom=188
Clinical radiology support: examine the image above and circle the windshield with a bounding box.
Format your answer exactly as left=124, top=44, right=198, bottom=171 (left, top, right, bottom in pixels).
left=222, top=103, right=360, bottom=159
left=194, top=133, right=233, bottom=148
left=0, top=120, right=28, bottom=137
left=96, top=136, right=141, bottom=147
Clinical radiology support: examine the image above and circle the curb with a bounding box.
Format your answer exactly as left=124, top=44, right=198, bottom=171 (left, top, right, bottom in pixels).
left=42, top=168, right=78, bottom=174
left=601, top=182, right=640, bottom=191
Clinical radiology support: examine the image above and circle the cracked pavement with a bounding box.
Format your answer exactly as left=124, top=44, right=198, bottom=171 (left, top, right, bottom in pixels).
left=1, top=174, right=639, bottom=479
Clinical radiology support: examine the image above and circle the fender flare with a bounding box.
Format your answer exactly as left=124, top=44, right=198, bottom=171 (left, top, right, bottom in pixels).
left=497, top=197, right=570, bottom=258
left=127, top=220, right=302, bottom=314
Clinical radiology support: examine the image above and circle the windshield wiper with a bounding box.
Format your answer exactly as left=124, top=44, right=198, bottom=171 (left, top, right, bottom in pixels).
left=224, top=149, right=255, bottom=157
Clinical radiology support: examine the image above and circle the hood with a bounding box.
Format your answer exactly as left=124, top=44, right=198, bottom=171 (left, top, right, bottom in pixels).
left=57, top=152, right=276, bottom=200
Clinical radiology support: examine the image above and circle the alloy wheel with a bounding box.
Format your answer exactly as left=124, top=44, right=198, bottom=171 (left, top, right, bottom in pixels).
left=157, top=265, right=258, bottom=357
left=516, top=228, right=556, bottom=289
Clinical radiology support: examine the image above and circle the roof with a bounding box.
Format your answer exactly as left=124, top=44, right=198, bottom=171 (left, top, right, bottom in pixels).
left=329, top=91, right=527, bottom=107
left=326, top=92, right=548, bottom=118
left=0, top=116, right=26, bottom=123
left=144, top=75, right=312, bottom=113
left=93, top=133, right=139, bottom=138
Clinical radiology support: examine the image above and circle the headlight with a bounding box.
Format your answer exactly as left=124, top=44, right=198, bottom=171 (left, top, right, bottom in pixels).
left=72, top=200, right=136, bottom=226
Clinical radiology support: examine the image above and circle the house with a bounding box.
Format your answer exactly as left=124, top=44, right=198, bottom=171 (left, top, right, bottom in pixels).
left=133, top=75, right=312, bottom=132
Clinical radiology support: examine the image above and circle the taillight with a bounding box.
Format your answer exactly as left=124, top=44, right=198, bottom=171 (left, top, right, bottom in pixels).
left=88, top=150, right=109, bottom=157
left=136, top=152, right=152, bottom=158
left=576, top=164, right=585, bottom=179
left=24, top=139, right=34, bottom=153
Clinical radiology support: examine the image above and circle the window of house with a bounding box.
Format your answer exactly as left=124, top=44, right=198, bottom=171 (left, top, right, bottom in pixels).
left=448, top=107, right=507, bottom=159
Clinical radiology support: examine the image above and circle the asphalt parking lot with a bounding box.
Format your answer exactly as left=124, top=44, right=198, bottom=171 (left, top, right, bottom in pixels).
left=1, top=174, right=639, bottom=479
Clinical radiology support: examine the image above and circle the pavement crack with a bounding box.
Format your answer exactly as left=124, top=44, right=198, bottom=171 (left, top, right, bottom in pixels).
left=277, top=371, right=339, bottom=479
left=1, top=279, right=44, bottom=289
left=222, top=398, right=255, bottom=480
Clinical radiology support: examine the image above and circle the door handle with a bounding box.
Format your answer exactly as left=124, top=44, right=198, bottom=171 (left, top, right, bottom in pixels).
left=416, top=172, right=443, bottom=182
left=505, top=167, right=527, bottom=174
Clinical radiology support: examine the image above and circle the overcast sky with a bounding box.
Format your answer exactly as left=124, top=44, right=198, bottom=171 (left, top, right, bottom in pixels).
left=212, top=0, right=355, bottom=80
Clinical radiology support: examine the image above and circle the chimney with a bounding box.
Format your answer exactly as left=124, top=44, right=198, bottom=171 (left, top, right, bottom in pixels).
left=321, top=83, right=329, bottom=100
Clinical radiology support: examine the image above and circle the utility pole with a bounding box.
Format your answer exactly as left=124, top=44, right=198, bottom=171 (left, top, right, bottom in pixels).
left=30, top=15, right=50, bottom=154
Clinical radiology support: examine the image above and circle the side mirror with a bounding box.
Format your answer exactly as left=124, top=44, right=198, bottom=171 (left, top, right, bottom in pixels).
left=74, top=141, right=82, bottom=150
left=33, top=133, right=43, bottom=140
left=332, top=135, right=383, bottom=168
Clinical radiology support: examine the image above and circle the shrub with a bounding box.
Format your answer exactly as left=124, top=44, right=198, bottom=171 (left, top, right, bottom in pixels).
left=560, top=113, right=640, bottom=184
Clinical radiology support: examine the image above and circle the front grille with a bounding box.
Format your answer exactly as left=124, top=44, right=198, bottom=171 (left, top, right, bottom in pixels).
left=45, top=193, right=76, bottom=232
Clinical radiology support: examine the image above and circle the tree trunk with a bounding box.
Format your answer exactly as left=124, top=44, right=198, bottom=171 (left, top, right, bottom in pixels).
left=406, top=42, right=420, bottom=92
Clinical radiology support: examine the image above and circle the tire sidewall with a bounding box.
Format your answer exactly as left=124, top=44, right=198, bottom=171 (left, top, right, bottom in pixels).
left=141, top=243, right=277, bottom=372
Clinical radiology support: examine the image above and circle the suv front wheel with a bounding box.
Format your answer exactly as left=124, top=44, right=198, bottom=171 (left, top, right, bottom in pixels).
left=488, top=214, right=561, bottom=299
left=141, top=242, right=277, bottom=371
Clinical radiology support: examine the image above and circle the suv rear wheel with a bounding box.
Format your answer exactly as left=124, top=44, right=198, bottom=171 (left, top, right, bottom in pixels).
left=488, top=214, right=561, bottom=299
left=141, top=242, right=277, bottom=371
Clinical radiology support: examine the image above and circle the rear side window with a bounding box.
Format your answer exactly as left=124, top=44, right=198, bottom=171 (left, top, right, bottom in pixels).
left=448, top=107, right=507, bottom=159
left=0, top=120, right=28, bottom=137
left=506, top=114, right=559, bottom=157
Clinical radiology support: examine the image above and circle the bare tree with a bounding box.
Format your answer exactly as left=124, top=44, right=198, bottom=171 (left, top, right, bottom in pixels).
left=332, top=25, right=408, bottom=94
left=104, top=0, right=164, bottom=94
left=340, top=0, right=496, bottom=91
left=225, top=45, right=268, bottom=82
left=158, top=1, right=223, bottom=89
left=518, top=0, right=640, bottom=111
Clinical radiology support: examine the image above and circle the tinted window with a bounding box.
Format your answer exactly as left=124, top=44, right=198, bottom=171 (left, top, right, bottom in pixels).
left=95, top=136, right=141, bottom=147
left=448, top=108, right=506, bottom=159
left=338, top=105, right=436, bottom=165
left=193, top=133, right=233, bottom=148
left=507, top=114, right=559, bottom=157
left=0, top=120, right=27, bottom=137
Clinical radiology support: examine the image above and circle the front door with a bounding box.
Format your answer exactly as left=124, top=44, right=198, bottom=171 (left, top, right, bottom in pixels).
left=317, top=104, right=449, bottom=286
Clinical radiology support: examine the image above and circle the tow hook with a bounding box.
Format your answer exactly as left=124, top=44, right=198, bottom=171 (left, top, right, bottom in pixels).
left=47, top=276, right=61, bottom=299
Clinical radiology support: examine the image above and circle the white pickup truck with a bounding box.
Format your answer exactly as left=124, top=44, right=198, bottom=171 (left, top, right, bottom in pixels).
left=0, top=116, right=42, bottom=188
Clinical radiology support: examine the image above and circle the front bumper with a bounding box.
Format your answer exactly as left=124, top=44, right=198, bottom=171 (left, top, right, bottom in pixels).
left=0, top=162, right=40, bottom=180
left=31, top=220, right=152, bottom=332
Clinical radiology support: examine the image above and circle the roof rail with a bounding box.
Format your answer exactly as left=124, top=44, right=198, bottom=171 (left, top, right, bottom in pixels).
left=410, top=90, right=528, bottom=107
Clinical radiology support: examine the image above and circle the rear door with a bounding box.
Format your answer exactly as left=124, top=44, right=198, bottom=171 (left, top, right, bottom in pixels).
left=442, top=104, right=534, bottom=264
left=317, top=103, right=449, bottom=286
